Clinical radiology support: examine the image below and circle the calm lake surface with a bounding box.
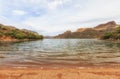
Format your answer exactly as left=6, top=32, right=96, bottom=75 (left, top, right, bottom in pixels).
left=0, top=39, right=120, bottom=68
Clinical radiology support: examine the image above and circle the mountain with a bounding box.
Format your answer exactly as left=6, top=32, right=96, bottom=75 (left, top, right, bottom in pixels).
left=54, top=21, right=118, bottom=38
left=94, top=21, right=117, bottom=30
left=0, top=23, right=43, bottom=42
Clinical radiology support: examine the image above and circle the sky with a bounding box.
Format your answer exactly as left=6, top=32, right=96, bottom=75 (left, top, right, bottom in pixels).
left=0, top=0, right=120, bottom=36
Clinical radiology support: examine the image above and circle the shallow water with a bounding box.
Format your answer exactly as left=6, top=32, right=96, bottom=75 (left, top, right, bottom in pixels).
left=0, top=39, right=120, bottom=68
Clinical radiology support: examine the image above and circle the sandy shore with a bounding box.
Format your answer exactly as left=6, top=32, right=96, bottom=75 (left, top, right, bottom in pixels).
left=0, top=67, right=120, bottom=79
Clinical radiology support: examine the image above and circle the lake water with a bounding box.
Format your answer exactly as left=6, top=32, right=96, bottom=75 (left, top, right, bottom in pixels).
left=0, top=39, right=120, bottom=68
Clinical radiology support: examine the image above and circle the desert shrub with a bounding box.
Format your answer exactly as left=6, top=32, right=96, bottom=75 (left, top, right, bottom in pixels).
left=101, top=26, right=120, bottom=40
left=112, top=33, right=120, bottom=39
left=101, top=32, right=113, bottom=39
left=115, top=26, right=120, bottom=33
left=1, top=28, right=43, bottom=40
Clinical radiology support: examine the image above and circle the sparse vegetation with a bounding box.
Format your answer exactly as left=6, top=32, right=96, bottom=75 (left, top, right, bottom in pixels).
left=101, top=26, right=120, bottom=40
left=101, top=32, right=113, bottom=39
left=0, top=24, right=43, bottom=41
left=54, top=21, right=116, bottom=39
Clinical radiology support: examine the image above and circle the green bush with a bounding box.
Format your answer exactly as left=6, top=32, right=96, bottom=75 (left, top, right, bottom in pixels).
left=0, top=24, right=43, bottom=40
left=4, top=29, right=43, bottom=40
left=101, top=32, right=113, bottom=39
left=0, top=32, right=3, bottom=36
left=115, top=26, right=120, bottom=33
left=101, top=26, right=120, bottom=40
left=112, top=33, right=120, bottom=39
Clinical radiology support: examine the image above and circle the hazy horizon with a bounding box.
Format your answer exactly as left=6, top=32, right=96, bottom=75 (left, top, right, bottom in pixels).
left=0, top=0, right=120, bottom=36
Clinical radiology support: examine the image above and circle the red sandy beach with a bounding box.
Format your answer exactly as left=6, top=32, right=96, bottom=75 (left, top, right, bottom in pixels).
left=0, top=67, right=120, bottom=79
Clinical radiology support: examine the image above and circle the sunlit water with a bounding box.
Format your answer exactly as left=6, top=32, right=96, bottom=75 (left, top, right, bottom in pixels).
left=0, top=39, right=120, bottom=68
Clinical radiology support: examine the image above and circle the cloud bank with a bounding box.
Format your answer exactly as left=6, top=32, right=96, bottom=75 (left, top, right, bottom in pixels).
left=0, top=0, right=120, bottom=35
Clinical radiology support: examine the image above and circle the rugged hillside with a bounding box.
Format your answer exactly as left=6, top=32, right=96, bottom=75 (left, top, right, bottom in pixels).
left=94, top=21, right=117, bottom=30
left=54, top=21, right=118, bottom=39
left=0, top=24, right=43, bottom=42
left=72, top=28, right=99, bottom=38
left=101, top=26, right=120, bottom=40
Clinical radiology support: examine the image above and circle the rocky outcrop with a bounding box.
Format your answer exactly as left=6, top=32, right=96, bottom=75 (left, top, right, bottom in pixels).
left=54, top=21, right=118, bottom=38
left=0, top=36, right=17, bottom=42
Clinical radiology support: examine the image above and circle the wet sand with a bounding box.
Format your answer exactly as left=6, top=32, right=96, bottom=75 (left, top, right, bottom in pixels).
left=0, top=67, right=120, bottom=79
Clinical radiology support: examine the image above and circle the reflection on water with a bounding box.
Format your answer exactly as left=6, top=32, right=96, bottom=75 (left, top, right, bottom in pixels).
left=0, top=39, right=120, bottom=67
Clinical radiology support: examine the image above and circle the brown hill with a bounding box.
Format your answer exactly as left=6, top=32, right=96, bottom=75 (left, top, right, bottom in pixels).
left=94, top=21, right=116, bottom=30
left=0, top=23, right=43, bottom=42
left=76, top=28, right=87, bottom=32
left=54, top=21, right=118, bottom=38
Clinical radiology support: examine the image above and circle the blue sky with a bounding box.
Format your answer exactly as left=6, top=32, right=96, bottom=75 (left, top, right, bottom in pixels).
left=0, top=0, right=120, bottom=36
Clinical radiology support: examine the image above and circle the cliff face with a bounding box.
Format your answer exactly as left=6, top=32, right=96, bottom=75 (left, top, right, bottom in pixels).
left=0, top=36, right=17, bottom=42
left=54, top=21, right=118, bottom=38
left=0, top=24, right=43, bottom=42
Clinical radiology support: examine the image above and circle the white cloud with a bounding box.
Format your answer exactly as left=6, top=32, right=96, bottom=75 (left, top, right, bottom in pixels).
left=0, top=0, right=120, bottom=35
left=23, top=0, right=120, bottom=35
left=12, top=10, right=27, bottom=15
left=47, top=0, right=62, bottom=10
left=47, top=0, right=71, bottom=10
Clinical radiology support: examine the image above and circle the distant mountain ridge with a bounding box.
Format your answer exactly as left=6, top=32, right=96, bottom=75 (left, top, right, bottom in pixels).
left=94, top=21, right=117, bottom=31
left=54, top=21, right=118, bottom=38
left=0, top=23, right=43, bottom=42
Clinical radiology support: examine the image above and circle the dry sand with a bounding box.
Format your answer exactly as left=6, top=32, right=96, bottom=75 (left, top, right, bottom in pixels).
left=0, top=67, right=120, bottom=79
